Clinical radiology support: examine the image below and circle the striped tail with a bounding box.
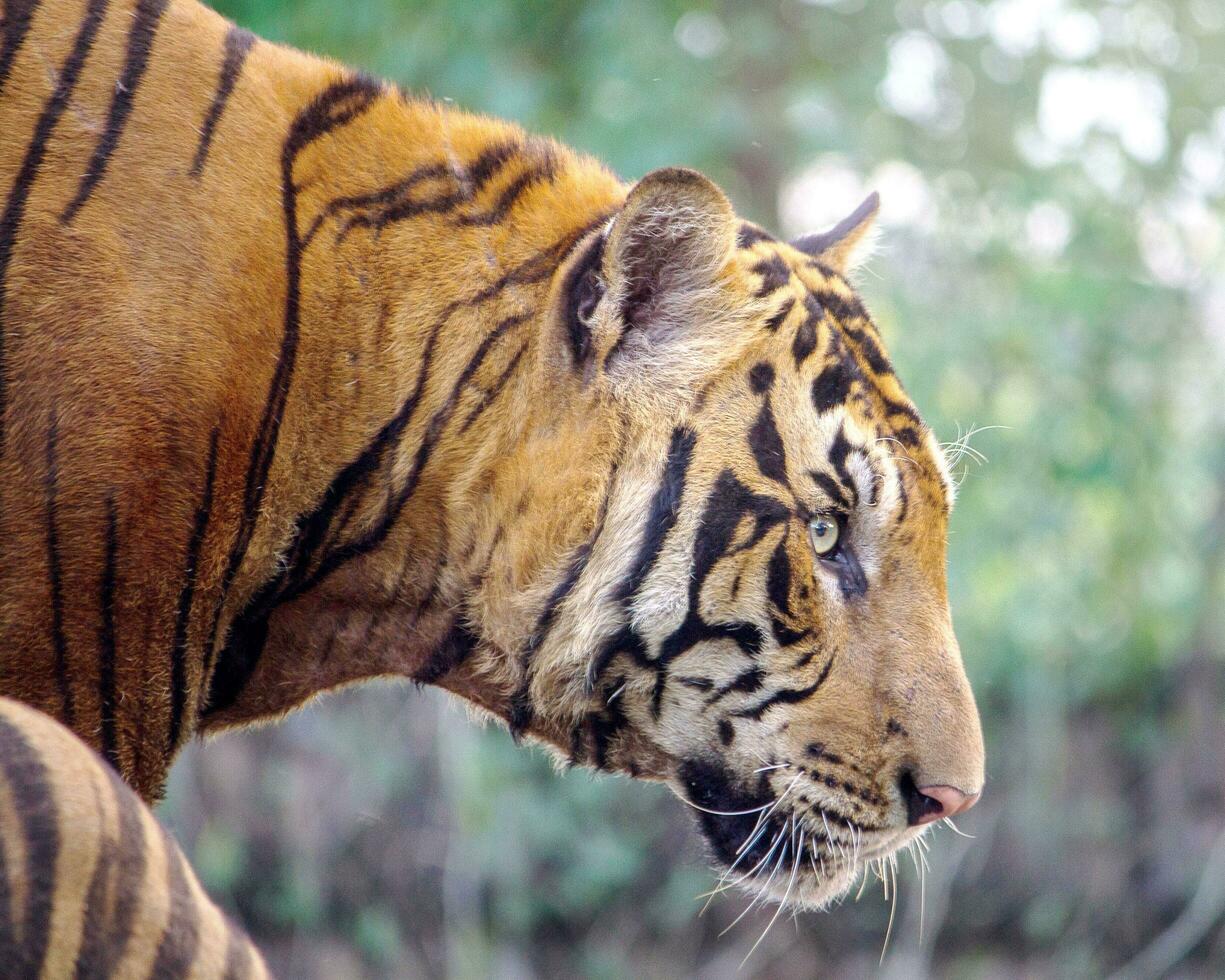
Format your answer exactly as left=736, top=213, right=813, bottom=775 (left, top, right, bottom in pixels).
left=0, top=696, right=269, bottom=978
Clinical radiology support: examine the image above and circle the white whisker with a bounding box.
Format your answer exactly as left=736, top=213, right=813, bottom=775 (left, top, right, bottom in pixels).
left=854, top=859, right=871, bottom=900
left=942, top=816, right=975, bottom=838
left=741, top=822, right=802, bottom=967
left=720, top=830, right=790, bottom=937
left=676, top=798, right=771, bottom=818
left=701, top=823, right=785, bottom=910
left=879, top=855, right=899, bottom=964
left=735, top=811, right=776, bottom=858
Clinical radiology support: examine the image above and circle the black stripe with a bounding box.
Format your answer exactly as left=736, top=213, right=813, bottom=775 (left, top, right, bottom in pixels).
left=827, top=425, right=858, bottom=506
left=414, top=619, right=480, bottom=685
left=762, top=296, right=793, bottom=333
left=774, top=619, right=811, bottom=648
left=811, top=360, right=854, bottom=414
left=0, top=713, right=59, bottom=979
left=731, top=655, right=834, bottom=720
left=584, top=678, right=630, bottom=771
left=748, top=400, right=787, bottom=484
left=313, top=161, right=450, bottom=236
left=842, top=320, right=893, bottom=376
left=149, top=840, right=201, bottom=976
left=808, top=470, right=850, bottom=510
left=455, top=152, right=557, bottom=227
left=0, top=0, right=108, bottom=461
left=200, top=294, right=460, bottom=712
left=188, top=25, right=255, bottom=178
left=819, top=283, right=893, bottom=377
left=814, top=287, right=865, bottom=324
left=612, top=426, right=694, bottom=605
left=75, top=767, right=146, bottom=978
left=60, top=0, right=168, bottom=223
left=168, top=425, right=221, bottom=751
left=98, top=496, right=119, bottom=771
left=464, top=140, right=521, bottom=188
left=878, top=392, right=923, bottom=447
left=459, top=339, right=527, bottom=433
left=287, top=218, right=605, bottom=590
left=508, top=539, right=594, bottom=738
left=587, top=427, right=695, bottom=688
left=752, top=254, right=790, bottom=297
left=865, top=457, right=884, bottom=507
left=0, top=0, right=40, bottom=96
left=703, top=664, right=765, bottom=707
left=203, top=77, right=382, bottom=684
left=44, top=414, right=74, bottom=726
left=765, top=534, right=792, bottom=616
left=791, top=293, right=820, bottom=367
left=333, top=141, right=520, bottom=238
left=648, top=471, right=785, bottom=715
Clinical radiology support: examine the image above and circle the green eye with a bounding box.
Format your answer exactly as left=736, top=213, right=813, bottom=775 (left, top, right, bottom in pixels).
left=808, top=516, right=841, bottom=557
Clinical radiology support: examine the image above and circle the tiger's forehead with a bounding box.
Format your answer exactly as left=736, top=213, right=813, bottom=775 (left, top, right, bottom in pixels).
left=721, top=230, right=955, bottom=513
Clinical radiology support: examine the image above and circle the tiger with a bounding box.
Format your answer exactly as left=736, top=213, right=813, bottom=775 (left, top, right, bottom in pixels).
left=0, top=0, right=984, bottom=947
left=0, top=695, right=269, bottom=977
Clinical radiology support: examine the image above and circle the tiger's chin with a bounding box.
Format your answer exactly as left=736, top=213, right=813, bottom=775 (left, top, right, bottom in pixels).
left=698, top=816, right=882, bottom=913
left=756, top=859, right=862, bottom=912
left=674, top=756, right=913, bottom=912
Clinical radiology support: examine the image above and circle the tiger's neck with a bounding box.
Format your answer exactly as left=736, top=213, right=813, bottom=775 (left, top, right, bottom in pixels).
left=186, top=26, right=625, bottom=758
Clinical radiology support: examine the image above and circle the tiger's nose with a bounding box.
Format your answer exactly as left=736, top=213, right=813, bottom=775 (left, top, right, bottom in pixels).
left=899, top=772, right=980, bottom=826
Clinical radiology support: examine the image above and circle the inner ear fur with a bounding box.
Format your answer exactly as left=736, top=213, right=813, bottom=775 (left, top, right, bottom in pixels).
left=602, top=167, right=738, bottom=354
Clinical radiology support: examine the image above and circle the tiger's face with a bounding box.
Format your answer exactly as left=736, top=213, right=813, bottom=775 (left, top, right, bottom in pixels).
left=487, top=167, right=985, bottom=910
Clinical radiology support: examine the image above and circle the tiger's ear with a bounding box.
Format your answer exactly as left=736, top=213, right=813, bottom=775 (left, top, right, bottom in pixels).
left=600, top=167, right=737, bottom=372
left=791, top=191, right=880, bottom=274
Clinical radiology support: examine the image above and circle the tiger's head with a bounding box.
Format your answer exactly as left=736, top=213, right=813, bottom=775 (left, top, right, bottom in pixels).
left=447, top=167, right=984, bottom=910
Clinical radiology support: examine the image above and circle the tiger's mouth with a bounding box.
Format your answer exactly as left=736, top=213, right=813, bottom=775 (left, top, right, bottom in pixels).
left=674, top=757, right=907, bottom=911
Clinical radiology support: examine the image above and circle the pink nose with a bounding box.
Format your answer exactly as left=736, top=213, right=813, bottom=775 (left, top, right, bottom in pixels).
left=911, top=784, right=980, bottom=826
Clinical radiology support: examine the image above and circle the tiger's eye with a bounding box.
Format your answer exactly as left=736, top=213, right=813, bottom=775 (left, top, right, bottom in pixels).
left=808, top=516, right=840, bottom=557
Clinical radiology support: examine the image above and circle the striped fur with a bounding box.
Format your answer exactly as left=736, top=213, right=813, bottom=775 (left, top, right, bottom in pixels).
left=0, top=0, right=984, bottom=938
left=0, top=696, right=267, bottom=978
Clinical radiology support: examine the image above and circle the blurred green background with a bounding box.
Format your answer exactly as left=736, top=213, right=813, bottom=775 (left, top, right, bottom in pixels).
left=159, top=0, right=1225, bottom=976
